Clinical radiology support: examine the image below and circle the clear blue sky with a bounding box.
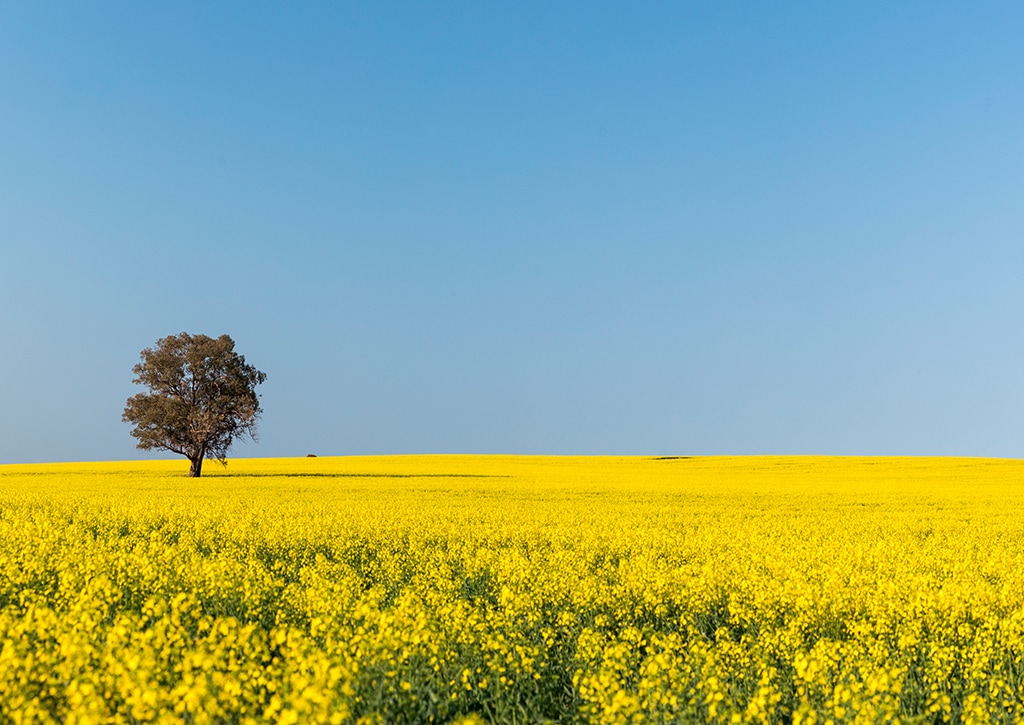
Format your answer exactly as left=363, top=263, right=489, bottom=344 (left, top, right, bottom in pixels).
left=3, top=2, right=1024, bottom=463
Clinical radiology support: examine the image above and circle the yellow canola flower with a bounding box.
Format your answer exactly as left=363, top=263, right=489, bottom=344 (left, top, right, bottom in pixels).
left=2, top=455, right=1024, bottom=722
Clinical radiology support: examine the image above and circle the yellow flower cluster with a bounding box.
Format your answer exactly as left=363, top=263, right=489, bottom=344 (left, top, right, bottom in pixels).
left=1, top=455, right=1023, bottom=723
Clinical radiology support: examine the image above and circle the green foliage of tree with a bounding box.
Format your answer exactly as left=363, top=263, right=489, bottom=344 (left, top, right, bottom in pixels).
left=123, top=333, right=267, bottom=477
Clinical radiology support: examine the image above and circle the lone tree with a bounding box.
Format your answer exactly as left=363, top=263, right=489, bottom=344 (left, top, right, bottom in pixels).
left=123, top=333, right=267, bottom=477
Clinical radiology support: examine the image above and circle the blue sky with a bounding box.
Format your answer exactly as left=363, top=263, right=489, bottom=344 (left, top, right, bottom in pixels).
left=2, top=2, right=1024, bottom=462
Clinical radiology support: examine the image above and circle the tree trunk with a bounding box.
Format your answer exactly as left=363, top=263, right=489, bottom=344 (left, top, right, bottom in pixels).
left=189, top=456, right=203, bottom=477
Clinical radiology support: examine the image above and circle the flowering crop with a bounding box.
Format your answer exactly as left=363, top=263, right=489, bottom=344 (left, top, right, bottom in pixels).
left=2, top=455, right=1024, bottom=723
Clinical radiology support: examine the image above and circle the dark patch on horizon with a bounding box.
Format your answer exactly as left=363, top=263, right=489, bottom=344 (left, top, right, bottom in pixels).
left=208, top=472, right=511, bottom=479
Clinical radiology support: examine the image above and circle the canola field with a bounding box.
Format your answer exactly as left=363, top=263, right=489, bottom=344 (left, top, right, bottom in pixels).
left=2, top=455, right=1024, bottom=724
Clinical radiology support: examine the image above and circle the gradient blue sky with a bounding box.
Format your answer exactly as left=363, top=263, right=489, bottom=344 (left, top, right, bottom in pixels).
left=3, top=2, right=1024, bottom=463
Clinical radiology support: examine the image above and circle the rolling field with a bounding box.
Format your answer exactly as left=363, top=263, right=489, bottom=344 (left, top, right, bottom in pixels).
left=2, top=455, right=1024, bottom=724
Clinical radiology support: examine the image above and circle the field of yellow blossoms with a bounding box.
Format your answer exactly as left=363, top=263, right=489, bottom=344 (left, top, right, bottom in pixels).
left=2, top=455, right=1024, bottom=724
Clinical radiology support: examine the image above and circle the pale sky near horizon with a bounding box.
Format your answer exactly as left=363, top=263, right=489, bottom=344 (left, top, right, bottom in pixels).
left=3, top=2, right=1024, bottom=463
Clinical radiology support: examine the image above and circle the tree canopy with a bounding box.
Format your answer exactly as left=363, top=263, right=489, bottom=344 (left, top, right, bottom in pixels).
left=122, top=333, right=267, bottom=477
